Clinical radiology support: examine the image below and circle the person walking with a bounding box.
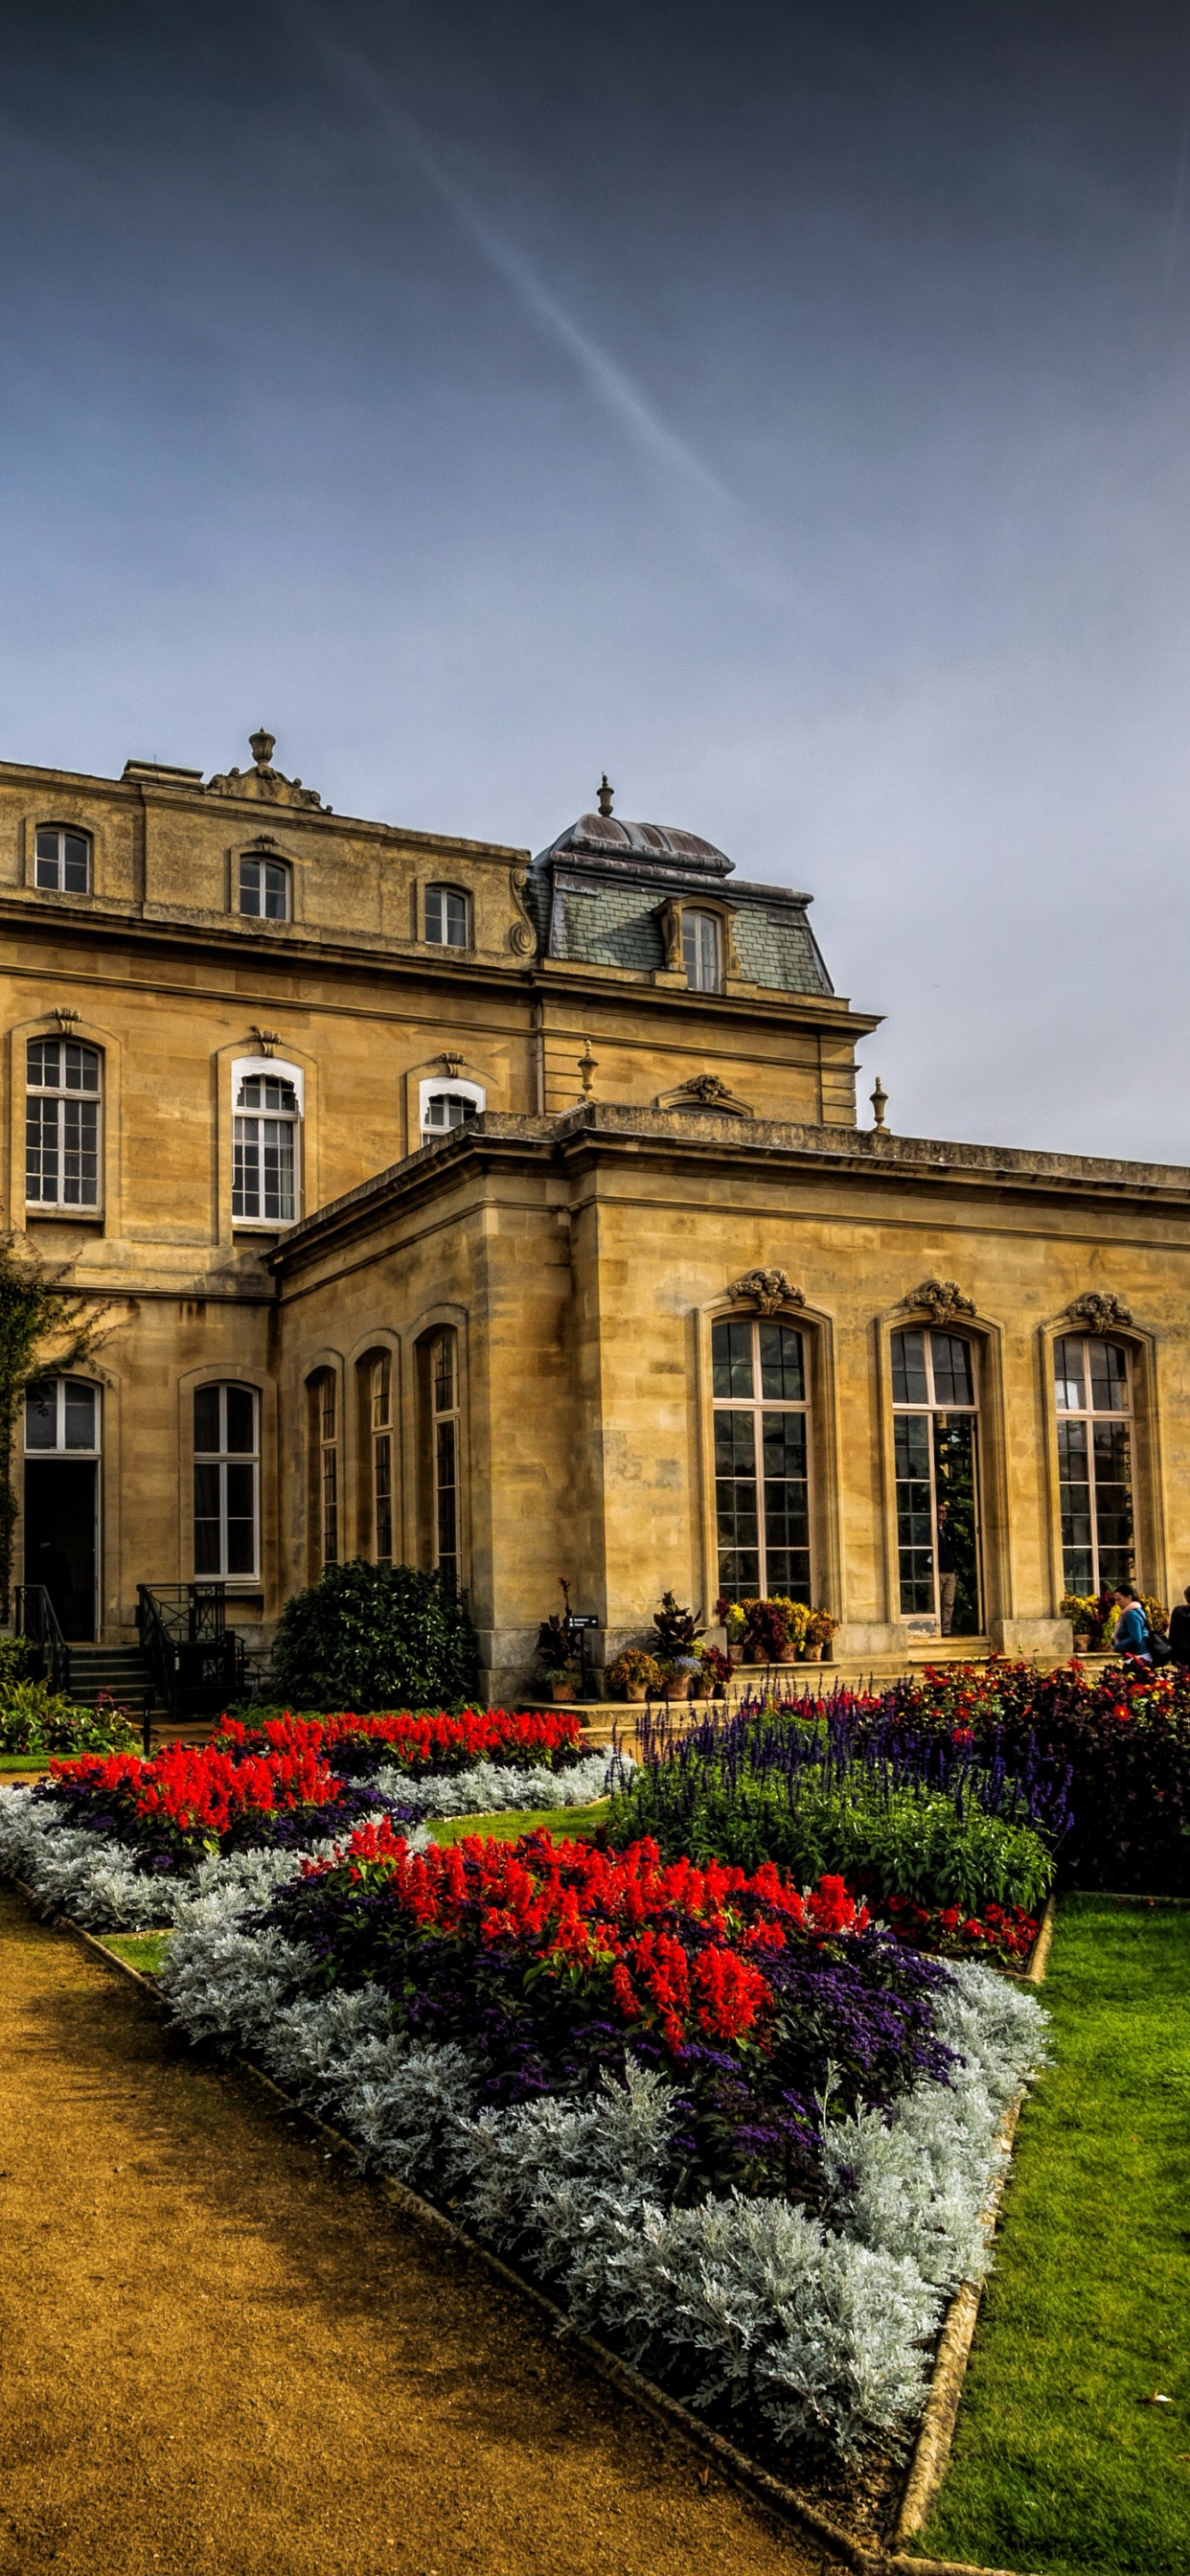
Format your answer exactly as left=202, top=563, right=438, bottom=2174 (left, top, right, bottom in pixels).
left=1167, top=1586, right=1190, bottom=1666
left=1110, top=1583, right=1151, bottom=1660
left=937, top=1504, right=958, bottom=1636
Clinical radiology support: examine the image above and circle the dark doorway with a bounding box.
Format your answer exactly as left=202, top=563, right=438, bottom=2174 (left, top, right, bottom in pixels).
left=24, top=1460, right=98, bottom=1640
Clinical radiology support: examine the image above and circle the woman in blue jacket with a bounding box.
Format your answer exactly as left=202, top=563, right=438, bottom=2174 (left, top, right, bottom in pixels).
left=1111, top=1584, right=1151, bottom=1659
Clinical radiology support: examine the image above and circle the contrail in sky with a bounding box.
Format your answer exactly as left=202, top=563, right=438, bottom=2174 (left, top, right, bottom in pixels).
left=283, top=5, right=793, bottom=608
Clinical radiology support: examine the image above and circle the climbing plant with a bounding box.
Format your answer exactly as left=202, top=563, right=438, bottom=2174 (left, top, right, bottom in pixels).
left=0, top=1238, right=108, bottom=1622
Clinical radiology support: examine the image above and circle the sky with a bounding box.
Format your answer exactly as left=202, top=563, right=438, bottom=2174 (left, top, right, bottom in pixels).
left=2, top=0, right=1190, bottom=1159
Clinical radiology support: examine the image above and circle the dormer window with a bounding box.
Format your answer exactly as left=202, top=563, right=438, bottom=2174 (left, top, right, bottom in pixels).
left=683, top=909, right=721, bottom=994
left=239, top=854, right=290, bottom=920
left=424, top=886, right=469, bottom=948
left=35, top=827, right=90, bottom=894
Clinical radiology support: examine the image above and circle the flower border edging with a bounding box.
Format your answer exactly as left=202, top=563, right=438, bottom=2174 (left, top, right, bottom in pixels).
left=1, top=1869, right=1035, bottom=2576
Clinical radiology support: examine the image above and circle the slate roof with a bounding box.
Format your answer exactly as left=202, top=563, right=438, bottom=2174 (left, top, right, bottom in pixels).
left=529, top=809, right=833, bottom=996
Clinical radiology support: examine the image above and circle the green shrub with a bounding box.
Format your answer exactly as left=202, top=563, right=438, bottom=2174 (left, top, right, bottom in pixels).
left=0, top=1680, right=138, bottom=1755
left=270, top=1558, right=480, bottom=1713
left=0, top=1635, right=34, bottom=1696
left=610, top=1771, right=1054, bottom=1916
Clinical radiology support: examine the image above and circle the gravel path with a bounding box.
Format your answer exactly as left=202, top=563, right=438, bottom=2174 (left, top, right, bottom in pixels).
left=0, top=1890, right=821, bottom=2576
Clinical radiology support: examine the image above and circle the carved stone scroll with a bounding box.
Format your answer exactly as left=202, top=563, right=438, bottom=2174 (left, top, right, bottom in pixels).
left=729, top=1267, right=805, bottom=1315
left=905, top=1278, right=976, bottom=1324
left=1067, top=1291, right=1133, bottom=1332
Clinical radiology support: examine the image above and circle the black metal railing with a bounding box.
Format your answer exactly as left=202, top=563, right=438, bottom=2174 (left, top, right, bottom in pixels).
left=136, top=1582, right=249, bottom=1719
left=15, top=1583, right=71, bottom=1696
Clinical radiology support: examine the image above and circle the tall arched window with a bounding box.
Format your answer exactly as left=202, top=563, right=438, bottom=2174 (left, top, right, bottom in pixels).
left=424, top=885, right=469, bottom=947
left=712, top=1315, right=811, bottom=1601
left=1054, top=1335, right=1133, bottom=1595
left=232, top=1058, right=302, bottom=1224
left=239, top=853, right=290, bottom=919
left=891, top=1328, right=981, bottom=1632
left=194, top=1384, right=259, bottom=1579
left=308, top=1371, right=339, bottom=1572
left=35, top=826, right=91, bottom=893
left=26, top=1037, right=102, bottom=1208
left=370, top=1351, right=394, bottom=1564
left=683, top=910, right=721, bottom=993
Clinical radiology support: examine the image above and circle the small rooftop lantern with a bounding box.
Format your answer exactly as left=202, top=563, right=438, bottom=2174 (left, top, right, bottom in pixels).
left=597, top=771, right=614, bottom=818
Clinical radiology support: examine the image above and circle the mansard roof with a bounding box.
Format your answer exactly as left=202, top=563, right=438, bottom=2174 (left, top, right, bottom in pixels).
left=529, top=801, right=834, bottom=997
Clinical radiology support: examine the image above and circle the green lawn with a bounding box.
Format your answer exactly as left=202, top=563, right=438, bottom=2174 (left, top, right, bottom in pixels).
left=425, top=1799, right=609, bottom=1847
left=913, top=1896, right=1190, bottom=2576
left=100, top=1930, right=172, bottom=1977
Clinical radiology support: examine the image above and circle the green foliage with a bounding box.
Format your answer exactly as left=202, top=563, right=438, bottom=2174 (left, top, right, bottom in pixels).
left=0, top=1635, right=34, bottom=1692
left=269, top=1557, right=480, bottom=1713
left=610, top=1771, right=1054, bottom=1915
left=0, top=1237, right=109, bottom=1619
left=918, top=1898, right=1190, bottom=2576
left=0, top=1679, right=138, bottom=1755
left=427, top=1800, right=610, bottom=1847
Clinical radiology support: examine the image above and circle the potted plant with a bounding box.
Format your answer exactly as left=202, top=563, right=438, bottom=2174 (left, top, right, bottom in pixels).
left=698, top=1643, right=732, bottom=1699
left=715, top=1598, right=747, bottom=1666
left=772, top=1597, right=811, bottom=1661
left=606, top=1646, right=664, bottom=1703
left=741, top=1597, right=792, bottom=1664
left=535, top=1584, right=581, bottom=1702
left=652, top=1591, right=703, bottom=1694
left=1061, top=1592, right=1097, bottom=1653
left=804, top=1607, right=839, bottom=1664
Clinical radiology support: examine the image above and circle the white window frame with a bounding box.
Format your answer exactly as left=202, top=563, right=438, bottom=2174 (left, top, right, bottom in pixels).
left=890, top=1327, right=982, bottom=1626
left=34, top=825, right=92, bottom=894
left=26, top=1035, right=103, bottom=1210
left=193, top=1382, right=260, bottom=1583
left=238, top=853, right=291, bottom=920
left=418, top=1076, right=486, bottom=1140
left=424, top=885, right=470, bottom=948
left=682, top=909, right=721, bottom=993
left=24, top=1375, right=102, bottom=1455
left=231, top=1054, right=304, bottom=1229
left=1053, top=1334, right=1135, bottom=1598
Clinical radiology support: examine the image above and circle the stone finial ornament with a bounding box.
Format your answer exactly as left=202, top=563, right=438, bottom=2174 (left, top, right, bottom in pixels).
left=206, top=730, right=325, bottom=811
left=730, top=1267, right=805, bottom=1315
left=870, top=1075, right=889, bottom=1131
left=579, top=1039, right=598, bottom=1097
left=906, top=1278, right=976, bottom=1323
left=597, top=771, right=614, bottom=817
left=1067, top=1291, right=1133, bottom=1331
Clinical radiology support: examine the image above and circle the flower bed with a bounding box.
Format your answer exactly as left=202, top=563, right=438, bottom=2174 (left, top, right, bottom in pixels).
left=216, top=1705, right=586, bottom=1778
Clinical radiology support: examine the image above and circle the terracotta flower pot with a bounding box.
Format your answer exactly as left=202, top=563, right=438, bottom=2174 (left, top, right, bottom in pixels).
left=625, top=1682, right=649, bottom=1702
left=550, top=1678, right=576, bottom=1702
left=727, top=1644, right=744, bottom=1667
left=776, top=1646, right=798, bottom=1665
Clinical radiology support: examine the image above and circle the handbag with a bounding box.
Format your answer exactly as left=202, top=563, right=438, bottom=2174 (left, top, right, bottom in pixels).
left=1147, top=1622, right=1173, bottom=1667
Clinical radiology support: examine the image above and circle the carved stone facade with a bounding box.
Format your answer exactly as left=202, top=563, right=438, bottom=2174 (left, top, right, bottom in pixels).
left=1066, top=1292, right=1134, bottom=1331
left=904, top=1279, right=976, bottom=1324
left=728, top=1268, right=805, bottom=1314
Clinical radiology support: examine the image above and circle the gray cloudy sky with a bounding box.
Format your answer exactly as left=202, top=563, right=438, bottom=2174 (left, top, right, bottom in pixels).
left=3, top=1, right=1190, bottom=1158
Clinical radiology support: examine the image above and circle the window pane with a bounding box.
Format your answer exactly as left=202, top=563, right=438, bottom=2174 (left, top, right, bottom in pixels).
left=374, top=1433, right=393, bottom=1562
left=62, top=834, right=89, bottom=892
left=224, top=1464, right=257, bottom=1573
left=1088, top=1340, right=1129, bottom=1415
left=194, top=1462, right=222, bottom=1574
left=711, top=1318, right=753, bottom=1399
left=62, top=1383, right=96, bottom=1450
left=224, top=1386, right=256, bottom=1454
left=444, top=890, right=468, bottom=946
left=761, top=1411, right=810, bottom=1596
left=34, top=827, right=61, bottom=887
left=25, top=1383, right=57, bottom=1449
left=262, top=862, right=288, bottom=920
left=1053, top=1335, right=1086, bottom=1413
left=433, top=1335, right=455, bottom=1414
left=891, top=1330, right=929, bottom=1405
left=194, top=1386, right=221, bottom=1454
left=371, top=1354, right=391, bottom=1428
left=929, top=1332, right=974, bottom=1408
left=424, top=886, right=444, bottom=941
left=714, top=1409, right=760, bottom=1598
left=233, top=1117, right=261, bottom=1218
left=424, top=1091, right=478, bottom=1132
left=61, top=1094, right=99, bottom=1204
left=435, top=1420, right=458, bottom=1566
left=262, top=1118, right=295, bottom=1221
left=320, top=1376, right=336, bottom=1441
left=894, top=1413, right=934, bottom=1612
left=27, top=1038, right=57, bottom=1087
left=758, top=1322, right=805, bottom=1402
left=682, top=910, right=720, bottom=992
left=62, top=1043, right=99, bottom=1092
left=239, top=857, right=262, bottom=915
left=26, top=1096, right=57, bottom=1201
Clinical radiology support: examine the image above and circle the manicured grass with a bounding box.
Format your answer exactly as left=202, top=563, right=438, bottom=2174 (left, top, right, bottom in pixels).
left=100, top=1930, right=172, bottom=1977
left=913, top=1896, right=1190, bottom=2576
left=425, top=1799, right=610, bottom=1847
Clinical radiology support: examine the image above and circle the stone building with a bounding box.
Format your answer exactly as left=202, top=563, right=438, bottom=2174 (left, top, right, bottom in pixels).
left=5, top=729, right=1189, bottom=1697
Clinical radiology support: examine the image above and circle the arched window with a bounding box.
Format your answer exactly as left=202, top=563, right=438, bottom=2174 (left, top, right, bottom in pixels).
left=419, top=1075, right=485, bottom=1140
left=232, top=1057, right=303, bottom=1224
left=891, top=1328, right=981, bottom=1633
left=424, top=885, right=469, bottom=948
left=239, top=853, right=290, bottom=920
left=370, top=1351, right=394, bottom=1564
left=26, top=1037, right=102, bottom=1208
left=425, top=1329, right=460, bottom=1586
left=194, top=1384, right=259, bottom=1579
left=35, top=826, right=91, bottom=893
left=23, top=1376, right=101, bottom=1641
left=683, top=910, right=721, bottom=993
left=712, top=1315, right=811, bottom=1601
left=1053, top=1335, right=1133, bottom=1595
left=308, top=1370, right=338, bottom=1571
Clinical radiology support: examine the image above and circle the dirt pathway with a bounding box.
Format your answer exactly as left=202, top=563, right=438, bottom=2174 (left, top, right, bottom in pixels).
left=0, top=1891, right=822, bottom=2576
